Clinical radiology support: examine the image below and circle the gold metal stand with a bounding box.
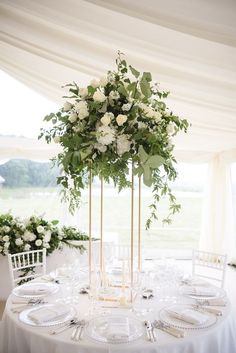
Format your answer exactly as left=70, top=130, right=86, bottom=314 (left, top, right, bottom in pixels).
left=88, top=167, right=92, bottom=285
left=100, top=177, right=104, bottom=274
left=130, top=162, right=134, bottom=286
left=138, top=175, right=141, bottom=271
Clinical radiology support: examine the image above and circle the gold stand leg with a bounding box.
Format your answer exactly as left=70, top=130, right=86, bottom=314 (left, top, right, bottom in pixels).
left=89, top=167, right=92, bottom=286
left=138, top=175, right=141, bottom=271
left=100, top=177, right=104, bottom=274
left=130, top=162, right=134, bottom=291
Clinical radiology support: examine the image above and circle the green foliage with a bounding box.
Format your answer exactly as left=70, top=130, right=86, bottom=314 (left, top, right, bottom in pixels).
left=39, top=52, right=189, bottom=228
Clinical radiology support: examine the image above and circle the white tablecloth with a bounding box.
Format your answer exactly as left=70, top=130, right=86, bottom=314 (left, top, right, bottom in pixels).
left=1, top=280, right=236, bottom=353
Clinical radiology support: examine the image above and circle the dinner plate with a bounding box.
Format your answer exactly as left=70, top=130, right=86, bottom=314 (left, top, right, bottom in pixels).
left=159, top=304, right=217, bottom=330
left=13, top=282, right=59, bottom=298
left=181, top=286, right=225, bottom=300
left=19, top=304, right=76, bottom=327
left=85, top=314, right=144, bottom=344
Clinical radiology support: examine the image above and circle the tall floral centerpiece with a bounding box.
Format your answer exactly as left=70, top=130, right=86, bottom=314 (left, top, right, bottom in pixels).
left=40, top=53, right=189, bottom=288
left=40, top=53, right=189, bottom=228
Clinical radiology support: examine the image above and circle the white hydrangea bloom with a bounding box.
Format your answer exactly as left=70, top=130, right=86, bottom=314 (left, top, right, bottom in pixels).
left=117, top=134, right=132, bottom=156
left=15, top=238, right=23, bottom=246
left=101, top=112, right=114, bottom=126
left=122, top=103, right=132, bottom=111
left=97, top=126, right=116, bottom=146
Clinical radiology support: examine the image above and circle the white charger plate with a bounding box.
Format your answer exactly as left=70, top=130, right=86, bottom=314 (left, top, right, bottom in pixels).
left=19, top=303, right=76, bottom=327
left=159, top=304, right=217, bottom=330
left=13, top=282, right=59, bottom=298
left=181, top=286, right=225, bottom=300
left=85, top=314, right=144, bottom=344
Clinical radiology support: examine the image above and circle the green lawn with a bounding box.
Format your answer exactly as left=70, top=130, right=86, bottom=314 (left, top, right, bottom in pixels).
left=0, top=186, right=203, bottom=249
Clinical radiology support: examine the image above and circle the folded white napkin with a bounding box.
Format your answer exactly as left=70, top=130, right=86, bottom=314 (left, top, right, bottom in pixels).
left=203, top=298, right=227, bottom=306
left=184, top=286, right=217, bottom=297
left=107, top=317, right=130, bottom=341
left=18, top=285, right=50, bottom=296
left=167, top=307, right=208, bottom=325
left=28, top=305, right=69, bottom=324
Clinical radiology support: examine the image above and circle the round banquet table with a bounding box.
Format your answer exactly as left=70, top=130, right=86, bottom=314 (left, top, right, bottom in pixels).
left=1, top=278, right=236, bottom=353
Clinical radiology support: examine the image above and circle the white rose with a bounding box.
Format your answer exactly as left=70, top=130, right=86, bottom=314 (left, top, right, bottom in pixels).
left=37, top=225, right=44, bottom=234
left=78, top=107, right=89, bottom=120
left=116, top=114, right=127, bottom=126
left=122, top=103, right=132, bottom=111
left=166, top=122, right=176, bottom=135
left=35, top=239, right=42, bottom=247
left=144, top=106, right=154, bottom=118
left=44, top=230, right=51, bottom=243
left=3, top=226, right=10, bottom=233
left=101, top=112, right=113, bottom=126
left=99, top=76, right=108, bottom=87
left=90, top=79, right=100, bottom=88
left=79, top=87, right=88, bottom=98
left=2, top=235, right=9, bottom=242
left=74, top=101, right=87, bottom=111
left=68, top=112, right=78, bottom=123
left=94, top=143, right=107, bottom=153
left=63, top=101, right=73, bottom=112
left=93, top=91, right=106, bottom=103
left=53, top=136, right=61, bottom=143
left=4, top=242, right=10, bottom=248
left=97, top=126, right=116, bottom=146
left=109, top=91, right=120, bottom=100
left=117, top=134, right=132, bottom=156
left=153, top=111, right=162, bottom=122
left=29, top=233, right=36, bottom=242
left=24, top=244, right=31, bottom=251
left=138, top=121, right=146, bottom=129
left=15, top=238, right=23, bottom=246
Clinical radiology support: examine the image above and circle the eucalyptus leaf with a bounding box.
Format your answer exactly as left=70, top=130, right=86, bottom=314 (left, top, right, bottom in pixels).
left=129, top=65, right=140, bottom=78
left=143, top=165, right=152, bottom=187
left=146, top=155, right=165, bottom=168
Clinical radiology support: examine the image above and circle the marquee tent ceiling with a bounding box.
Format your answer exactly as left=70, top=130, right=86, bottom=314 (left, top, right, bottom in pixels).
left=0, top=0, right=236, bottom=159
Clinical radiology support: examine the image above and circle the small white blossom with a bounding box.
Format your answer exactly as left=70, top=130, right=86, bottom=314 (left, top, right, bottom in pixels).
left=93, top=91, right=106, bottom=103
left=2, top=235, right=9, bottom=242
left=94, top=143, right=107, bottom=153
left=166, top=122, right=176, bottom=135
left=68, top=112, right=78, bottom=123
left=44, top=230, right=51, bottom=243
left=101, top=112, right=113, bottom=126
left=37, top=225, right=44, bottom=234
left=35, top=239, right=42, bottom=247
left=79, top=87, right=88, bottom=98
left=99, top=76, right=108, bottom=87
left=90, top=79, right=100, bottom=88
left=117, top=134, right=132, bottom=156
left=53, top=136, right=61, bottom=143
left=4, top=242, right=10, bottom=248
left=122, top=103, right=132, bottom=111
left=116, top=114, right=127, bottom=126
left=3, top=226, right=10, bottom=233
left=24, top=244, right=31, bottom=251
left=109, top=91, right=120, bottom=100
left=15, top=238, right=23, bottom=246
left=63, top=101, right=73, bottom=112
left=97, top=126, right=116, bottom=146
left=107, top=72, right=116, bottom=84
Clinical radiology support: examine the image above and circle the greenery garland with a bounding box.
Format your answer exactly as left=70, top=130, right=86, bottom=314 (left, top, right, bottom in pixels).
left=39, top=53, right=189, bottom=228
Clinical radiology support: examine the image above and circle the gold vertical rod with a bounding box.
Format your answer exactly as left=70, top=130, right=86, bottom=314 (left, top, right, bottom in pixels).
left=100, top=177, right=104, bottom=274
left=130, top=162, right=134, bottom=287
left=138, top=175, right=141, bottom=271
left=89, top=166, right=92, bottom=286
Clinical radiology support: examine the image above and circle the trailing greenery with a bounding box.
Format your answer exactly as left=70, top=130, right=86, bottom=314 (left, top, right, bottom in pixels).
left=39, top=52, right=189, bottom=228
left=0, top=213, right=90, bottom=256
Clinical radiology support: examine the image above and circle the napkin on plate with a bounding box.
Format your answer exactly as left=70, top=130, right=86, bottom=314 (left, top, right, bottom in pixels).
left=167, top=307, right=208, bottom=325
left=107, top=317, right=130, bottom=341
left=18, top=285, right=50, bottom=296
left=28, top=305, right=69, bottom=324
left=183, top=286, right=217, bottom=297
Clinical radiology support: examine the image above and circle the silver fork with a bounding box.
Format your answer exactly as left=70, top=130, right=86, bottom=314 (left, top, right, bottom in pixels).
left=144, top=321, right=156, bottom=342
left=11, top=299, right=45, bottom=313
left=74, top=320, right=86, bottom=341
left=50, top=318, right=79, bottom=335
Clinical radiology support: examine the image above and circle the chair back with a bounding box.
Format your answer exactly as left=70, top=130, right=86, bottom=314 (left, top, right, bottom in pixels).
left=8, top=249, right=46, bottom=288
left=192, top=249, right=227, bottom=288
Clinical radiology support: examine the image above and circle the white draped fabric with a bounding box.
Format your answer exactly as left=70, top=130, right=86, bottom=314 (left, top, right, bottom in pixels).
left=0, top=0, right=236, bottom=258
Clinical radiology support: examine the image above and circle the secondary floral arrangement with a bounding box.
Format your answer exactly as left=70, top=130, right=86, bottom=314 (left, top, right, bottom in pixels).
left=0, top=213, right=90, bottom=256
left=40, top=53, right=189, bottom=227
